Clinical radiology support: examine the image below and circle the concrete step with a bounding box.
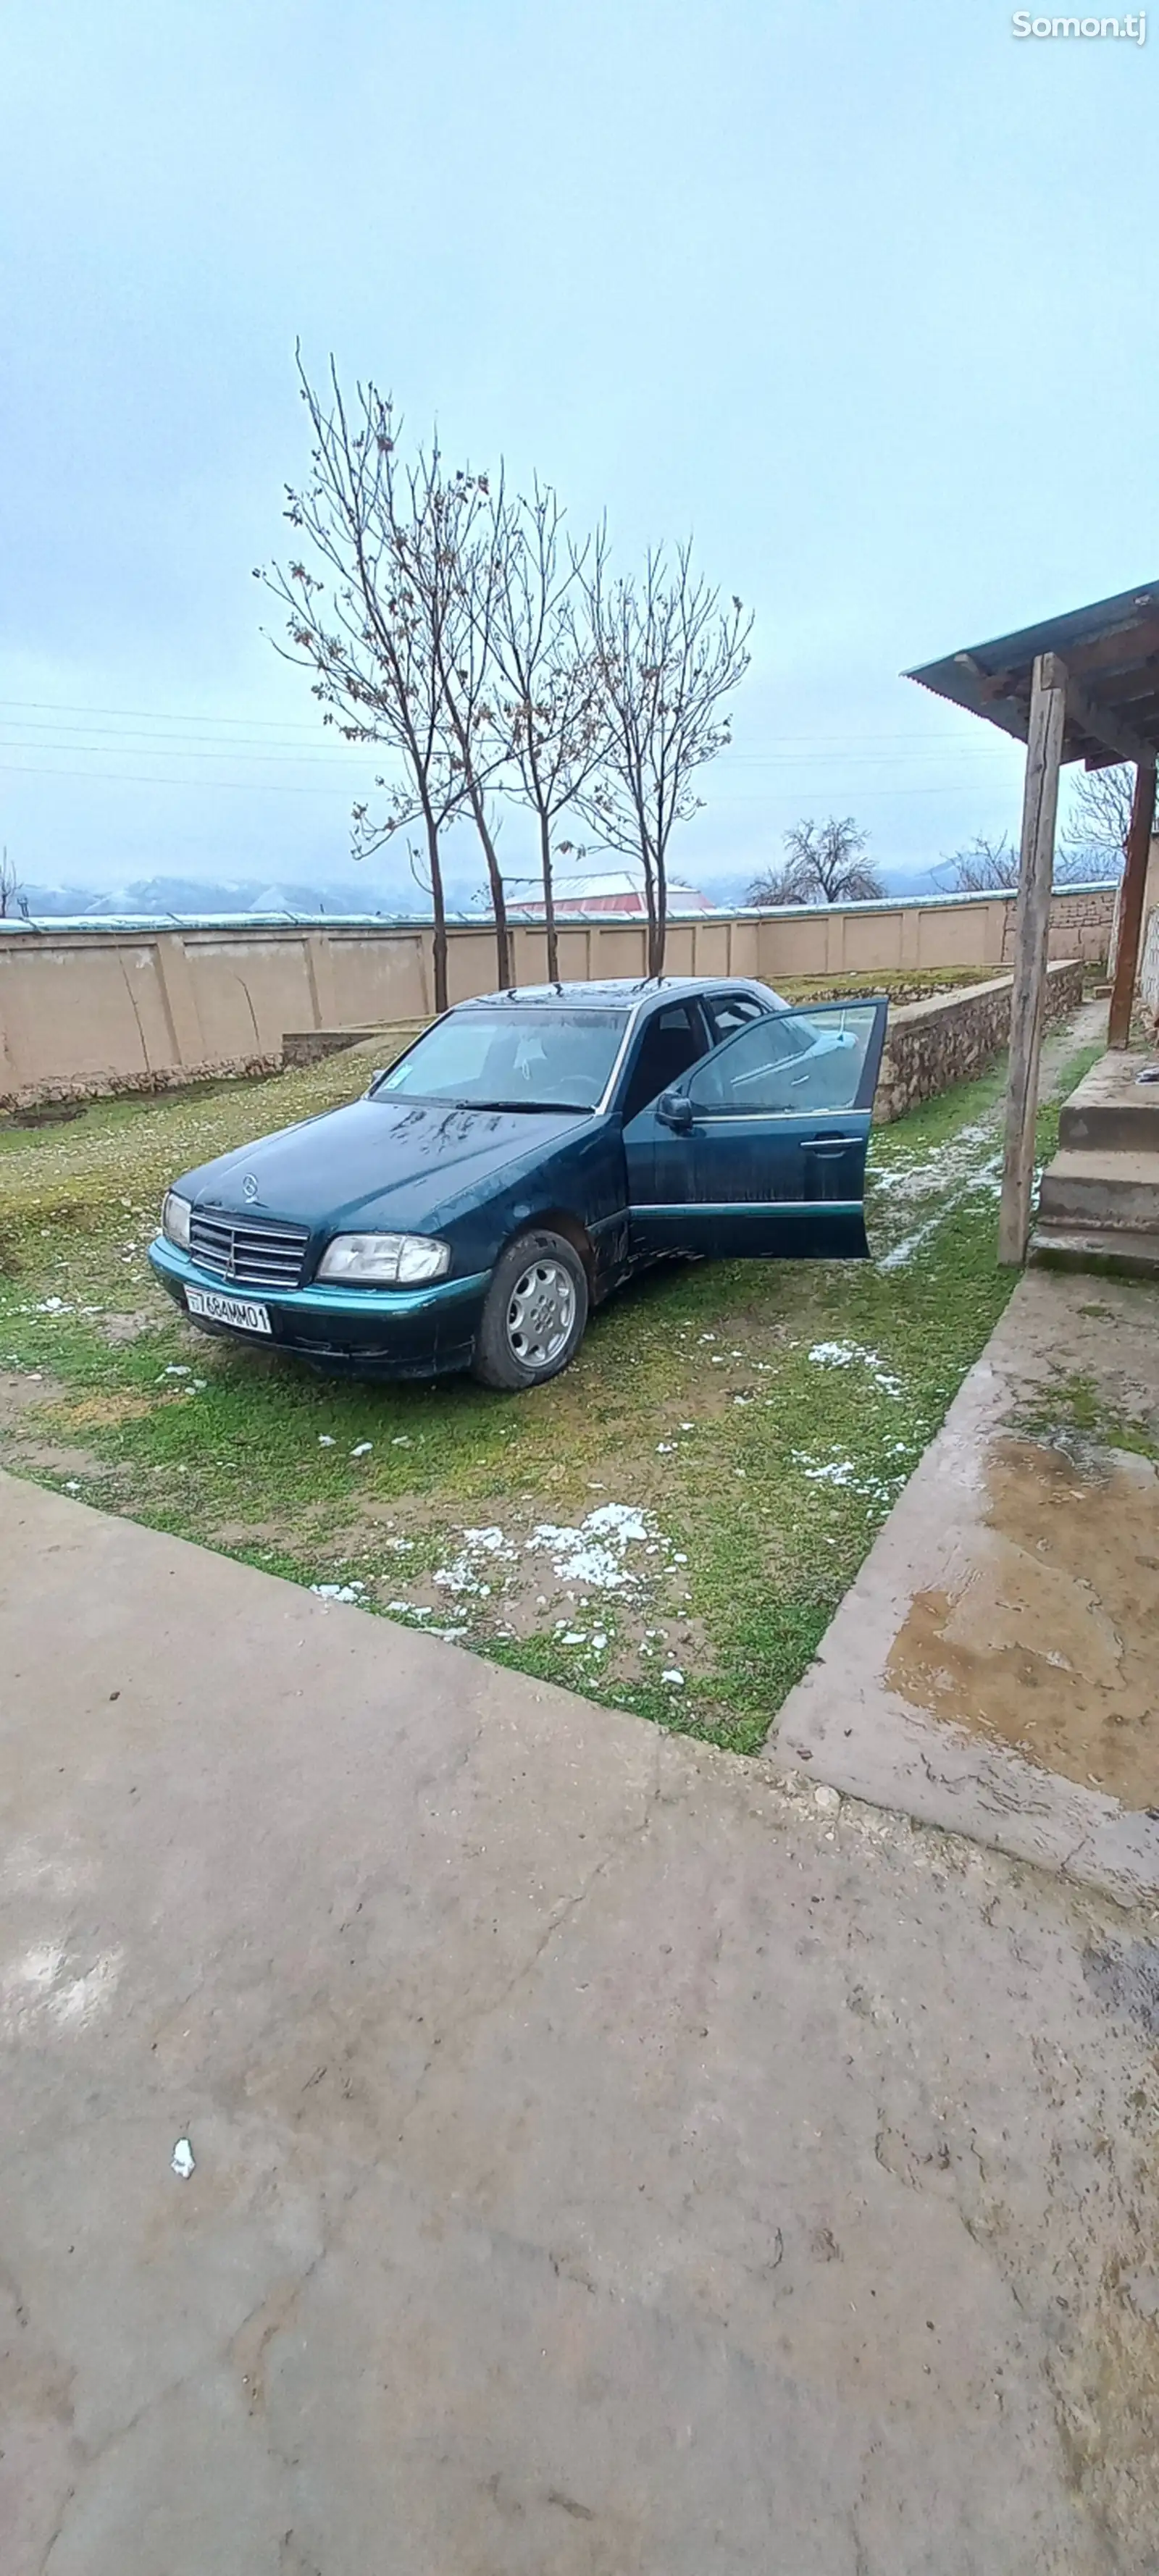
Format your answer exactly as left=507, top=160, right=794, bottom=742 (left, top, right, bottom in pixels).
left=1037, top=1146, right=1159, bottom=1233
left=1059, top=1052, right=1159, bottom=1154
left=1030, top=1223, right=1159, bottom=1281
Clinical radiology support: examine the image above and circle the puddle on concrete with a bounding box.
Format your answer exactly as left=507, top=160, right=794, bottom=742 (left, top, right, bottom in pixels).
left=886, top=1435, right=1159, bottom=1809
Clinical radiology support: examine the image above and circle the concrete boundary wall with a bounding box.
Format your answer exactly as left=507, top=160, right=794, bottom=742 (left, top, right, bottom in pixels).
left=0, top=886, right=1115, bottom=1110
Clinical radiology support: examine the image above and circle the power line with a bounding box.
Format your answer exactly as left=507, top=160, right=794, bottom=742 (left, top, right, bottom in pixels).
left=0, top=694, right=1020, bottom=758
left=0, top=760, right=353, bottom=796
left=0, top=737, right=1015, bottom=780
left=0, top=758, right=1019, bottom=804
left=0, top=732, right=372, bottom=767
left=0, top=695, right=330, bottom=730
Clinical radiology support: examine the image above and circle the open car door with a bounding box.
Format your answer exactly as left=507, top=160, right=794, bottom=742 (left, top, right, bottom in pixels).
left=622, top=998, right=889, bottom=1261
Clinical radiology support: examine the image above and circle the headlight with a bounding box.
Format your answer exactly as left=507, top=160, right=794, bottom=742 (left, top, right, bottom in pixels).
left=162, top=1191, right=191, bottom=1250
left=316, top=1232, right=451, bottom=1285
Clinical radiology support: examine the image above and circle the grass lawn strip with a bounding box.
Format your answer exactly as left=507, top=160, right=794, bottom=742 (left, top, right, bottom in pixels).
left=0, top=1014, right=1104, bottom=1755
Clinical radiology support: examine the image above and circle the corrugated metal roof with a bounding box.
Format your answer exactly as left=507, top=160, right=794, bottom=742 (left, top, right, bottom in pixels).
left=907, top=579, right=1159, bottom=769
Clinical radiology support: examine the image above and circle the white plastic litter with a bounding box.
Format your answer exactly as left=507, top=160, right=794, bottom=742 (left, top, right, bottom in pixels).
left=171, top=2137, right=195, bottom=2180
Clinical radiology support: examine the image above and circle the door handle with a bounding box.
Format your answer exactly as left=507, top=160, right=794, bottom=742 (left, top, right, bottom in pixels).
left=807, top=1137, right=849, bottom=1158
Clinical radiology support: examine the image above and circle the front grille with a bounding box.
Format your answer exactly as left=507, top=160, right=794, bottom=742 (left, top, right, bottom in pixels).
left=188, top=1210, right=309, bottom=1293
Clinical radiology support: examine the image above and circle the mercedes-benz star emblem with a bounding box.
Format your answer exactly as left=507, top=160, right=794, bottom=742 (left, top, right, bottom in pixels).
left=242, top=1173, right=260, bottom=1204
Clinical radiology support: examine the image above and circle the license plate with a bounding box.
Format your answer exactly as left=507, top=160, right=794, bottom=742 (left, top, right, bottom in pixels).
left=185, top=1287, right=272, bottom=1335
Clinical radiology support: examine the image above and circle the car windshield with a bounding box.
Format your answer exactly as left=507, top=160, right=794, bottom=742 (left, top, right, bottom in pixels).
left=375, top=1007, right=629, bottom=1111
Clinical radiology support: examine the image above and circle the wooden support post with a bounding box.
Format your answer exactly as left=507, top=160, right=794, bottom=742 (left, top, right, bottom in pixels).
left=1108, top=759, right=1158, bottom=1049
left=998, top=651, right=1068, bottom=1266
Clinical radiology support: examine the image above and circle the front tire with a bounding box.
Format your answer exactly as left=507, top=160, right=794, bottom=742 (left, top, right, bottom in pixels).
left=472, top=1230, right=589, bottom=1392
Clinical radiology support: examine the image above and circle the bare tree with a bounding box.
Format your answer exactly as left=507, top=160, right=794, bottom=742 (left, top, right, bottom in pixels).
left=577, top=538, right=751, bottom=976
left=486, top=484, right=603, bottom=983
left=939, top=823, right=1121, bottom=894
left=1061, top=763, right=1131, bottom=879
left=937, top=831, right=1019, bottom=894
left=426, top=462, right=514, bottom=989
left=263, top=358, right=472, bottom=1012
left=750, top=816, right=882, bottom=908
left=0, top=847, right=24, bottom=918
left=1053, top=846, right=1119, bottom=885
left=744, top=851, right=813, bottom=907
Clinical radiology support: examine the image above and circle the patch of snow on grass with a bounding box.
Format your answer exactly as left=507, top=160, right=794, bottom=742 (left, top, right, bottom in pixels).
left=872, top=1119, right=995, bottom=1205
left=793, top=1446, right=906, bottom=1506
left=525, top=1501, right=661, bottom=1593
left=872, top=1120, right=1003, bottom=1270
left=796, top=1451, right=858, bottom=1488
left=432, top=1524, right=517, bottom=1598
left=808, top=1341, right=903, bottom=1398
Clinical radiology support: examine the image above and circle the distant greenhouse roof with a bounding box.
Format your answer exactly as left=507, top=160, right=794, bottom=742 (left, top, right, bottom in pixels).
left=0, top=882, right=1121, bottom=938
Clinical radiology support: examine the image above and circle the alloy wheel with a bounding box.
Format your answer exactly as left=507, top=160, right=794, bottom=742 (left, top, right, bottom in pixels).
left=506, top=1257, right=577, bottom=1370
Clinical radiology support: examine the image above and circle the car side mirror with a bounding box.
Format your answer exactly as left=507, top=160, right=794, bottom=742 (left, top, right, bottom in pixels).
left=657, top=1091, right=693, bottom=1132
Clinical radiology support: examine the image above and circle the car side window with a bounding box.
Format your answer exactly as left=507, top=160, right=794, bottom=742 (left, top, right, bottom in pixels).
left=621, top=1004, right=710, bottom=1123
left=688, top=1004, right=883, bottom=1115
left=703, top=992, right=766, bottom=1044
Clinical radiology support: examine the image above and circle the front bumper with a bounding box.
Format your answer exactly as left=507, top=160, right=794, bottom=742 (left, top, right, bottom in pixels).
left=148, top=1236, right=492, bottom=1378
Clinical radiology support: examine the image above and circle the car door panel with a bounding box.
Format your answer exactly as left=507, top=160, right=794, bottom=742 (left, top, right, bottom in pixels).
left=624, top=999, right=887, bottom=1261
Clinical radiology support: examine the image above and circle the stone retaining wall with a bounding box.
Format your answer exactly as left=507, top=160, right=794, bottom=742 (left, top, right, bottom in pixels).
left=280, top=1023, right=417, bottom=1070
left=874, top=960, right=1084, bottom=1125
left=1014, top=883, right=1117, bottom=966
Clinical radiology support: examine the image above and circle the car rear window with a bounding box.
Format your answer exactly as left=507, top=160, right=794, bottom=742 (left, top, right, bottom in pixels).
left=375, top=1008, right=629, bottom=1112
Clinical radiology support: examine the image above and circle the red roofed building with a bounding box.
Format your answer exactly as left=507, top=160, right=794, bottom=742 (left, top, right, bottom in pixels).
left=509, top=868, right=716, bottom=919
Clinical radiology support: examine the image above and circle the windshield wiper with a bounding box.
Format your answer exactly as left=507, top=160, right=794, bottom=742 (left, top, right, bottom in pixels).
left=466, top=1099, right=593, bottom=1115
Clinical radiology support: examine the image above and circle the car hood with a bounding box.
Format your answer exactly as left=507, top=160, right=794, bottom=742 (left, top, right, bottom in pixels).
left=178, top=1095, right=594, bottom=1232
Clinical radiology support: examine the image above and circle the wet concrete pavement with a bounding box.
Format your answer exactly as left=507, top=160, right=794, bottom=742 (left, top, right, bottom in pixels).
left=777, top=1270, right=1159, bottom=1902
left=4, top=1469, right=1159, bottom=2572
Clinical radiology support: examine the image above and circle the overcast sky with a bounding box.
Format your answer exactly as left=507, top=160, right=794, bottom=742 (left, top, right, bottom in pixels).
left=1, top=0, right=1154, bottom=900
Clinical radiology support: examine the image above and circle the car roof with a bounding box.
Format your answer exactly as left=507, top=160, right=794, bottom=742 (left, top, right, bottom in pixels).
left=453, top=978, right=771, bottom=1013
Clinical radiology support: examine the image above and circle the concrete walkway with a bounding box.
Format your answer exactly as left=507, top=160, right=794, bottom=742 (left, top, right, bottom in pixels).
left=3, top=1471, right=1159, bottom=2573
left=778, top=1269, right=1159, bottom=1904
